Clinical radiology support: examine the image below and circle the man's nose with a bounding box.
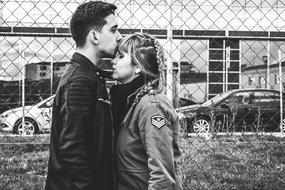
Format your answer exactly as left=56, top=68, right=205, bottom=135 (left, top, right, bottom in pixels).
left=117, top=31, right=122, bottom=42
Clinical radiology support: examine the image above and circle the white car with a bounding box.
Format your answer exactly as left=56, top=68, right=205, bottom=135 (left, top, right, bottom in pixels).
left=0, top=95, right=55, bottom=135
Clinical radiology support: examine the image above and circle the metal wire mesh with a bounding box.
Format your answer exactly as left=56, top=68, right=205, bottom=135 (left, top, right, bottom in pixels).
left=0, top=0, right=285, bottom=189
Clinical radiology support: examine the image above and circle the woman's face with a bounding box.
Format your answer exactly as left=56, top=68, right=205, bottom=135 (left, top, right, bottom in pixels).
left=112, top=52, right=137, bottom=84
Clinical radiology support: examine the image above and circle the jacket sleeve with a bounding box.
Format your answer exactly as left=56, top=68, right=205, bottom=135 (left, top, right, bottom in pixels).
left=138, top=101, right=176, bottom=190
left=59, top=76, right=94, bottom=189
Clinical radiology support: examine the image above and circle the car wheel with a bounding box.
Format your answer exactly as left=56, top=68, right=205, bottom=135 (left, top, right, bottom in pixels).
left=14, top=118, right=39, bottom=135
left=193, top=118, right=210, bottom=133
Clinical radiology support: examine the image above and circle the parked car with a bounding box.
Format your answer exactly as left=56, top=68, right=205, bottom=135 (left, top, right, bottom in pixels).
left=0, top=95, right=55, bottom=135
left=178, top=97, right=197, bottom=107
left=176, top=89, right=285, bottom=133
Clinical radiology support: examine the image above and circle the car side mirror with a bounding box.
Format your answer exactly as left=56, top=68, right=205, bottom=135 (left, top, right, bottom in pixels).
left=46, top=101, right=53, bottom=107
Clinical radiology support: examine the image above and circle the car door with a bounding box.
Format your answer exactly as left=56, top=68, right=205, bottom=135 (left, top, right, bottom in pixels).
left=37, top=97, right=53, bottom=132
left=217, top=92, right=241, bottom=132
left=235, top=91, right=257, bottom=131
left=211, top=100, right=231, bottom=132
left=253, top=91, right=283, bottom=132
left=220, top=91, right=257, bottom=132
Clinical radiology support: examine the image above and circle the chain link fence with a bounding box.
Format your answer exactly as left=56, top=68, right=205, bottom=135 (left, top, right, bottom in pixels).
left=0, top=0, right=285, bottom=189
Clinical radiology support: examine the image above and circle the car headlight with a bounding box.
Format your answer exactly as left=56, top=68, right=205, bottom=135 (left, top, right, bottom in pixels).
left=0, top=111, right=12, bottom=118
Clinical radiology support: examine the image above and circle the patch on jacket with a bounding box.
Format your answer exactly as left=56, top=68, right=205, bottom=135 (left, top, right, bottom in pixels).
left=151, top=115, right=165, bottom=129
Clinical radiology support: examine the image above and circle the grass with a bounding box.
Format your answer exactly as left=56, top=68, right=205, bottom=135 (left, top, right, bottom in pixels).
left=0, top=134, right=285, bottom=189
left=0, top=144, right=49, bottom=190
left=181, top=134, right=285, bottom=190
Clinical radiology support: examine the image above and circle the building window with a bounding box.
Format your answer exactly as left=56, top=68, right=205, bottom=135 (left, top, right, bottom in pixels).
left=53, top=67, right=60, bottom=71
left=248, top=77, right=253, bottom=85
left=40, top=65, right=47, bottom=70
left=274, top=74, right=278, bottom=84
left=258, top=76, right=265, bottom=87
left=208, top=38, right=240, bottom=98
left=40, top=72, right=46, bottom=77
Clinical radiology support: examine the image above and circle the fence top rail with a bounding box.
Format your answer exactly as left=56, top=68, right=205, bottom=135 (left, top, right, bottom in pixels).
left=0, top=27, right=285, bottom=40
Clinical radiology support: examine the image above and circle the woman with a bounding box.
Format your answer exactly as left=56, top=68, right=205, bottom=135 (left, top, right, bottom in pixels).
left=110, top=33, right=182, bottom=190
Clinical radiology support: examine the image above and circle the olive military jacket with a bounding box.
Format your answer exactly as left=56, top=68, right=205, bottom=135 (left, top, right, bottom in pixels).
left=116, top=90, right=183, bottom=190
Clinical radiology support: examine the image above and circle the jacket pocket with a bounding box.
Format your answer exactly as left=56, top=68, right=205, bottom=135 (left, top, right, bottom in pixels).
left=117, top=169, right=149, bottom=190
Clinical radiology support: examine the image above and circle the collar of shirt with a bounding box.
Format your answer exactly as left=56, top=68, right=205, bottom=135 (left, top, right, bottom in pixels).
left=71, top=52, right=106, bottom=81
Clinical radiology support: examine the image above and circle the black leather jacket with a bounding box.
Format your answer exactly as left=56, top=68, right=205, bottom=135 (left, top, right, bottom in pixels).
left=45, top=53, right=114, bottom=190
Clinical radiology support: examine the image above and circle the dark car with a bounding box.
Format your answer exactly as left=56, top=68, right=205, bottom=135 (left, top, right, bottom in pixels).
left=176, top=89, right=285, bottom=133
left=178, top=97, right=197, bottom=107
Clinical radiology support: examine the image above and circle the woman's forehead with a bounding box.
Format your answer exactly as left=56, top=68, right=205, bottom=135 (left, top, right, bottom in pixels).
left=118, top=40, right=132, bottom=52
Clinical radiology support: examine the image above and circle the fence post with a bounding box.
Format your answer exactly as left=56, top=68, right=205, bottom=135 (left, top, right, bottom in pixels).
left=266, top=40, right=270, bottom=89
left=50, top=39, right=54, bottom=96
left=166, top=0, right=173, bottom=102
left=279, top=50, right=283, bottom=134
left=19, top=40, right=25, bottom=135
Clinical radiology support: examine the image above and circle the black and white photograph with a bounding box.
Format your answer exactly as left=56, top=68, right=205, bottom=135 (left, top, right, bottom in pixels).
left=0, top=0, right=284, bottom=189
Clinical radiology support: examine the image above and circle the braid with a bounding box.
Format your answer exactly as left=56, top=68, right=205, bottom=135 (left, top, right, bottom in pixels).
left=153, top=39, right=161, bottom=65
left=132, top=78, right=160, bottom=106
left=133, top=86, right=148, bottom=105
left=131, top=37, right=165, bottom=107
left=119, top=32, right=166, bottom=96
left=153, top=39, right=166, bottom=89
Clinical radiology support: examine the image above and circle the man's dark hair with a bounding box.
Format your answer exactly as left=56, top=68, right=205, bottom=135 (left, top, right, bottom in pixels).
left=70, top=1, right=117, bottom=47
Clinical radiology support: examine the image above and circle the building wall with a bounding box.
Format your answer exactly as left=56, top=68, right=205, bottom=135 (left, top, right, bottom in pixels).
left=26, top=62, right=67, bottom=81
left=26, top=64, right=38, bottom=81
left=241, top=66, right=285, bottom=91
left=178, top=82, right=207, bottom=104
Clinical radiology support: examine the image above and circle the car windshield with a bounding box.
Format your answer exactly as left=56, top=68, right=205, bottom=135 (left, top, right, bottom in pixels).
left=202, top=91, right=233, bottom=106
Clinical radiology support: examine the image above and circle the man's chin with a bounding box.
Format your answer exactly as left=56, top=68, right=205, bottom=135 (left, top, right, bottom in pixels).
left=102, top=55, right=114, bottom=59
left=102, top=51, right=116, bottom=59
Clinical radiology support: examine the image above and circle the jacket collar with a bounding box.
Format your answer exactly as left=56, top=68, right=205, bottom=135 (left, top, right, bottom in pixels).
left=126, top=79, right=144, bottom=108
left=71, top=52, right=105, bottom=81
left=111, top=74, right=145, bottom=108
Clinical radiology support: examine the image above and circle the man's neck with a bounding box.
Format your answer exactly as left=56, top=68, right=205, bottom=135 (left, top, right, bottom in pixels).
left=77, top=48, right=101, bottom=66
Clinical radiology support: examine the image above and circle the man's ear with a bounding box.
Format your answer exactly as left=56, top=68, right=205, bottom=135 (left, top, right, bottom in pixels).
left=89, top=30, right=99, bottom=45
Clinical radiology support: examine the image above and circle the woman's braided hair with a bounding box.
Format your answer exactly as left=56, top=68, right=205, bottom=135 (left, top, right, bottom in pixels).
left=118, top=32, right=166, bottom=105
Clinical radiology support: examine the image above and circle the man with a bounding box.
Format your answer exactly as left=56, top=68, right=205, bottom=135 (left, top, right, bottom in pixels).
left=45, top=1, right=122, bottom=190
